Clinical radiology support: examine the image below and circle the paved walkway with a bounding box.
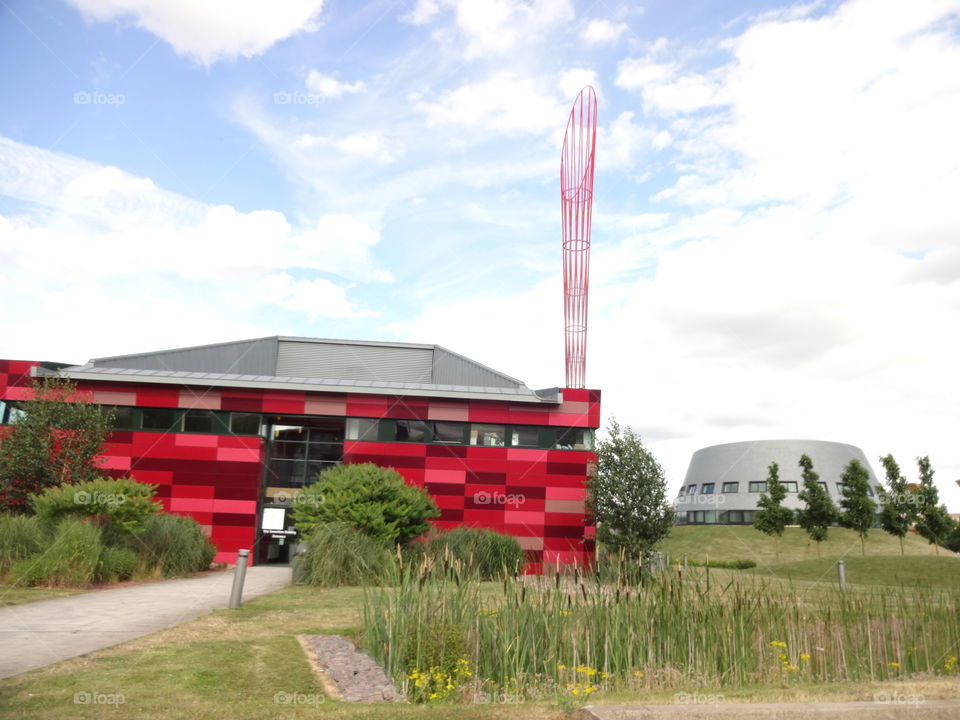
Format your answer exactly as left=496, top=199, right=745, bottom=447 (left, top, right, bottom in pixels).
left=577, top=699, right=960, bottom=719
left=0, top=565, right=292, bottom=679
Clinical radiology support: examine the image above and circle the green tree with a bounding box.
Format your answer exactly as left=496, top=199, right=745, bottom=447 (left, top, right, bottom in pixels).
left=0, top=377, right=114, bottom=512
left=877, top=454, right=915, bottom=555
left=753, top=462, right=794, bottom=560
left=914, top=456, right=954, bottom=556
left=795, top=454, right=837, bottom=557
left=291, top=463, right=439, bottom=545
left=586, top=418, right=675, bottom=560
left=837, top=459, right=877, bottom=555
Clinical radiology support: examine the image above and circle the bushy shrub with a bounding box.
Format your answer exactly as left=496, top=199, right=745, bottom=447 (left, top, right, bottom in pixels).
left=292, top=463, right=439, bottom=545
left=10, top=517, right=103, bottom=587
left=421, top=528, right=525, bottom=580
left=688, top=558, right=757, bottom=570
left=0, top=513, right=48, bottom=577
left=31, top=476, right=161, bottom=543
left=297, top=522, right=396, bottom=587
left=95, top=546, right=139, bottom=582
left=135, top=513, right=215, bottom=577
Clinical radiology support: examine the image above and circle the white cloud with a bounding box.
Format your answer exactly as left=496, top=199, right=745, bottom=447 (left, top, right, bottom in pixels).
left=0, top=137, right=390, bottom=331
left=581, top=18, right=629, bottom=45
left=65, top=0, right=327, bottom=64
left=418, top=73, right=566, bottom=133
left=399, top=0, right=575, bottom=59
left=558, top=68, right=599, bottom=100
left=305, top=70, right=365, bottom=99
left=337, top=131, right=399, bottom=164
left=256, top=273, right=378, bottom=319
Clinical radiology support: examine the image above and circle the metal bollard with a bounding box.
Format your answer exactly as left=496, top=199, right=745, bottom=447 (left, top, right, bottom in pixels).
left=229, top=549, right=250, bottom=609
left=837, top=559, right=846, bottom=593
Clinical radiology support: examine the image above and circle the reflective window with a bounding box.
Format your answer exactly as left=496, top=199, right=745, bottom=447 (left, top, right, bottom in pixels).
left=395, top=420, right=428, bottom=442
left=230, top=413, right=261, bottom=435
left=782, top=481, right=798, bottom=493
left=183, top=409, right=215, bottom=433
left=748, top=481, right=766, bottom=493
left=470, top=424, right=505, bottom=447
left=555, top=427, right=594, bottom=450
left=511, top=426, right=539, bottom=447
left=432, top=421, right=466, bottom=444
left=686, top=485, right=697, bottom=495
left=701, top=483, right=715, bottom=495
left=345, top=418, right=378, bottom=441
left=722, top=482, right=739, bottom=493
left=142, top=407, right=181, bottom=431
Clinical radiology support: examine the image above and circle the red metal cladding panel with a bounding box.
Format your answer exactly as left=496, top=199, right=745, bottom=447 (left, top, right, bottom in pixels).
left=561, top=87, right=598, bottom=390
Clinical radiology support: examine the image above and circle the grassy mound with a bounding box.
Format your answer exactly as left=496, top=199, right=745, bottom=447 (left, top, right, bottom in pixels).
left=752, top=555, right=960, bottom=590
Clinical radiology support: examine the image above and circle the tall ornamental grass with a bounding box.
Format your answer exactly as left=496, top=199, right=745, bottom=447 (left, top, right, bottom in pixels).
left=363, top=563, right=960, bottom=702
left=0, top=514, right=49, bottom=577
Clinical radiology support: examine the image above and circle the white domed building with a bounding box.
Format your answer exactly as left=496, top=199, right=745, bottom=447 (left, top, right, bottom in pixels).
left=674, top=440, right=883, bottom=525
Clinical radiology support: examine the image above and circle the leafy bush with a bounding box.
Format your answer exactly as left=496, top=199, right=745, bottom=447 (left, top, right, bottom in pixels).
left=297, top=522, right=396, bottom=587
left=0, top=513, right=48, bottom=577
left=292, top=463, right=439, bottom=545
left=31, top=476, right=162, bottom=543
left=95, top=546, right=139, bottom=582
left=10, top=517, right=104, bottom=587
left=421, top=528, right=525, bottom=580
left=688, top=558, right=757, bottom=570
left=135, top=513, right=216, bottom=577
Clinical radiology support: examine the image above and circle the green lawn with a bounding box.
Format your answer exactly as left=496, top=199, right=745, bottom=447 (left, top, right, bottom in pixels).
left=2, top=582, right=958, bottom=720
left=752, top=555, right=960, bottom=590
left=659, top=525, right=946, bottom=568
left=0, top=586, right=83, bottom=607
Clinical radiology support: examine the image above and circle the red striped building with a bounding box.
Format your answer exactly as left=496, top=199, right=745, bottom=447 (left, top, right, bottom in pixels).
left=0, top=337, right=599, bottom=571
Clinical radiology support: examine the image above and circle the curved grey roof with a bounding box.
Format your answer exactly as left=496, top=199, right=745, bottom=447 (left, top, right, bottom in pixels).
left=674, top=439, right=882, bottom=515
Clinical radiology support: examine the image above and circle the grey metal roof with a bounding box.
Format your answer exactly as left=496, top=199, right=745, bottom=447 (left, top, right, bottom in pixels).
left=53, top=364, right=555, bottom=403
left=88, top=335, right=525, bottom=390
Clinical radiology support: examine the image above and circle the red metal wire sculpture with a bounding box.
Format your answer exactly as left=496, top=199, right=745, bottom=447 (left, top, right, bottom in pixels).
left=560, top=86, right=597, bottom=389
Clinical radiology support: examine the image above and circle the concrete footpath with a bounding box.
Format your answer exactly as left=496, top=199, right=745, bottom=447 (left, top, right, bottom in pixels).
left=576, top=699, right=960, bottom=719
left=0, top=565, right=291, bottom=679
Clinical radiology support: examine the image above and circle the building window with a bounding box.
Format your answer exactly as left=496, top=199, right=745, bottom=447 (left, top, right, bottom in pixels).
left=100, top=405, right=136, bottom=429
left=345, top=418, right=378, bottom=442
left=720, top=510, right=744, bottom=523
left=470, top=424, right=505, bottom=447
left=742, top=511, right=756, bottom=523
left=394, top=420, right=428, bottom=442
left=183, top=409, right=216, bottom=433
left=818, top=482, right=829, bottom=493
left=555, top=428, right=594, bottom=450
left=836, top=482, right=847, bottom=494
left=865, top=485, right=874, bottom=497
left=230, top=413, right=262, bottom=435
left=722, top=482, right=739, bottom=493
left=141, top=407, right=181, bottom=432
left=686, top=485, right=697, bottom=495
left=782, top=481, right=798, bottom=493
left=511, top=426, right=540, bottom=447
left=701, top=483, right=715, bottom=494
left=748, top=481, right=766, bottom=493
left=432, top=421, right=466, bottom=444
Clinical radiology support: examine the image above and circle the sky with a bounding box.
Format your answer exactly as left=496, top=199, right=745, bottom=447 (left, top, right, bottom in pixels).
left=1, top=0, right=958, bottom=510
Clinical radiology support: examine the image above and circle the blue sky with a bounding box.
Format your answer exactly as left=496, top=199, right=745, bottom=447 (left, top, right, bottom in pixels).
left=1, top=0, right=959, bottom=509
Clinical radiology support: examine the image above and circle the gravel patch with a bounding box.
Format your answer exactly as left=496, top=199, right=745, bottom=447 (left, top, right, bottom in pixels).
left=300, top=635, right=397, bottom=702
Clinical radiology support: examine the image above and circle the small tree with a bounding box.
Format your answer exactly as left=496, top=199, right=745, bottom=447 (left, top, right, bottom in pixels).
left=291, top=463, right=439, bottom=545
left=795, top=454, right=837, bottom=557
left=914, top=456, right=954, bottom=556
left=586, top=418, right=675, bottom=561
left=0, top=377, right=114, bottom=512
left=877, top=454, right=915, bottom=555
left=837, top=459, right=876, bottom=555
left=753, top=462, right=794, bottom=560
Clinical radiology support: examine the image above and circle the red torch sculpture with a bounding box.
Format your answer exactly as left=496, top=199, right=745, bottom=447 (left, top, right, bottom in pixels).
left=560, top=86, right=598, bottom=389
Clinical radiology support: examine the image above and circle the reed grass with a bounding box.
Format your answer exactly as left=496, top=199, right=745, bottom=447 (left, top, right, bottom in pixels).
left=362, top=561, right=960, bottom=703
